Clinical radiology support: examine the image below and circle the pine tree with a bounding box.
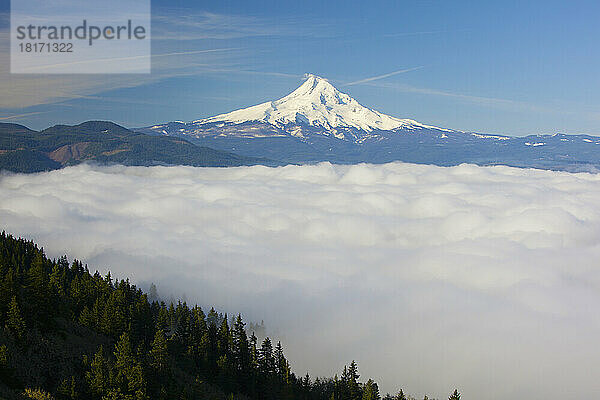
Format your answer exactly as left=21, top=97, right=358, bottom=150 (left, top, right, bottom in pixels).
left=149, top=329, right=168, bottom=372
left=57, top=376, right=78, bottom=400
left=0, top=233, right=402, bottom=400
left=216, top=315, right=233, bottom=384
left=232, top=314, right=251, bottom=383
left=207, top=307, right=220, bottom=327
left=5, top=296, right=26, bottom=339
left=27, top=252, right=50, bottom=323
left=78, top=306, right=95, bottom=329
left=362, top=379, right=380, bottom=400
left=347, top=361, right=361, bottom=400
left=86, top=346, right=109, bottom=399
left=190, top=306, right=207, bottom=348
left=258, top=337, right=275, bottom=375
left=302, top=373, right=311, bottom=391
left=156, top=306, right=170, bottom=333
left=113, top=332, right=146, bottom=399
left=396, top=389, right=407, bottom=400
left=274, top=341, right=286, bottom=378
left=206, top=322, right=219, bottom=376
left=0, top=267, right=16, bottom=320
left=449, top=389, right=461, bottom=400
left=49, top=264, right=66, bottom=297
left=217, top=315, right=231, bottom=358
left=148, top=283, right=158, bottom=303
left=249, top=333, right=258, bottom=371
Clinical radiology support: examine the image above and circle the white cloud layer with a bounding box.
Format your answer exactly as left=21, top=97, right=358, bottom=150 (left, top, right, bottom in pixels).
left=1, top=162, right=600, bottom=399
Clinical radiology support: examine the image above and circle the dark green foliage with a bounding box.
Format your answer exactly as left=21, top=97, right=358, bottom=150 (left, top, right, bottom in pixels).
left=149, top=330, right=168, bottom=372
left=4, top=297, right=25, bottom=340
left=361, top=379, right=379, bottom=400
left=0, top=149, right=61, bottom=173
left=0, top=121, right=277, bottom=173
left=449, top=389, right=460, bottom=400
left=0, top=232, right=454, bottom=399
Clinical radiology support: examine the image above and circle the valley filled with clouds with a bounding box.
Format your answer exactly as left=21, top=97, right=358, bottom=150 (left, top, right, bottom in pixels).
left=1, top=162, right=599, bottom=400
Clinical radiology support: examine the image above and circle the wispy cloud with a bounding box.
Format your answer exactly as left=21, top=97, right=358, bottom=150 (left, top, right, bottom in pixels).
left=344, top=67, right=425, bottom=86
left=152, top=11, right=280, bottom=41
left=175, top=67, right=301, bottom=79
left=382, top=29, right=471, bottom=38
left=0, top=111, right=50, bottom=121
left=151, top=11, right=333, bottom=41
left=359, top=79, right=552, bottom=114
left=0, top=5, right=321, bottom=110
left=17, top=48, right=240, bottom=73
left=0, top=23, right=246, bottom=108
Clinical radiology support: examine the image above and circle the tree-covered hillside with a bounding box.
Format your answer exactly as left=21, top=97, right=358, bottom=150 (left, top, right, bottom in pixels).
left=0, top=122, right=277, bottom=173
left=0, top=232, right=458, bottom=400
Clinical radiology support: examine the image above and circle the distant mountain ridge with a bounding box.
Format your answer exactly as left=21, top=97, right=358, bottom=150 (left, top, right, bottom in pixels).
left=0, top=121, right=275, bottom=173
left=141, top=74, right=600, bottom=172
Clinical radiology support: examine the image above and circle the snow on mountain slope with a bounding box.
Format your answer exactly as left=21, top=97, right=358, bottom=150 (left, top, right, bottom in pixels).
left=195, top=74, right=447, bottom=133
left=140, top=74, right=600, bottom=171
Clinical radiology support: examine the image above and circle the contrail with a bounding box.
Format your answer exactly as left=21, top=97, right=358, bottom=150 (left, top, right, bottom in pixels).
left=344, top=66, right=424, bottom=86
left=382, top=29, right=470, bottom=38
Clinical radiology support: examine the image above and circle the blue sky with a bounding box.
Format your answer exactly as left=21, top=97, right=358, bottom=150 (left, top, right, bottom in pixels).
left=1, top=0, right=600, bottom=135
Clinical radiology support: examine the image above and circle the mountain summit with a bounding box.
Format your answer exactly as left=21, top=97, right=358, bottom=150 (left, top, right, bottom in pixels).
left=196, top=74, right=433, bottom=133
left=142, top=75, right=600, bottom=172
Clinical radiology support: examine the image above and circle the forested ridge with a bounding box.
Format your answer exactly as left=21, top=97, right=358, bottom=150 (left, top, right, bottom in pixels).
left=0, top=121, right=276, bottom=173
left=0, top=232, right=460, bottom=400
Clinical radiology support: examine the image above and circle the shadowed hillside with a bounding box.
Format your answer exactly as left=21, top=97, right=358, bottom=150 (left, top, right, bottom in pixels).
left=0, top=121, right=278, bottom=173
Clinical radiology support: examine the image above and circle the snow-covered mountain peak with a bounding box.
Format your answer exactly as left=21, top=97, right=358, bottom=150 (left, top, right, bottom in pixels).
left=281, top=74, right=342, bottom=103
left=196, top=74, right=440, bottom=132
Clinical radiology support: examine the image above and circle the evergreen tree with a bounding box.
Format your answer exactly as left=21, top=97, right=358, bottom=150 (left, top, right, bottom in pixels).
left=249, top=333, right=259, bottom=370
left=57, top=376, right=79, bottom=400
left=86, top=346, right=109, bottom=399
left=207, top=307, right=220, bottom=327
left=5, top=296, right=26, bottom=339
left=0, top=233, right=412, bottom=400
left=216, top=315, right=233, bottom=387
left=206, top=322, right=219, bottom=376
left=258, top=337, right=275, bottom=375
left=232, top=314, right=251, bottom=388
left=395, top=389, right=407, bottom=400
left=0, top=267, right=16, bottom=319
left=113, top=332, right=146, bottom=399
left=26, top=252, right=50, bottom=323
left=149, top=329, right=168, bottom=372
left=362, top=379, right=380, bottom=400
left=49, top=263, right=66, bottom=297
left=449, top=389, right=461, bottom=400
left=156, top=306, right=170, bottom=333
left=148, top=283, right=158, bottom=302
left=347, top=361, right=361, bottom=400
left=217, top=315, right=232, bottom=358
left=190, top=306, right=207, bottom=349
left=274, top=341, right=286, bottom=378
